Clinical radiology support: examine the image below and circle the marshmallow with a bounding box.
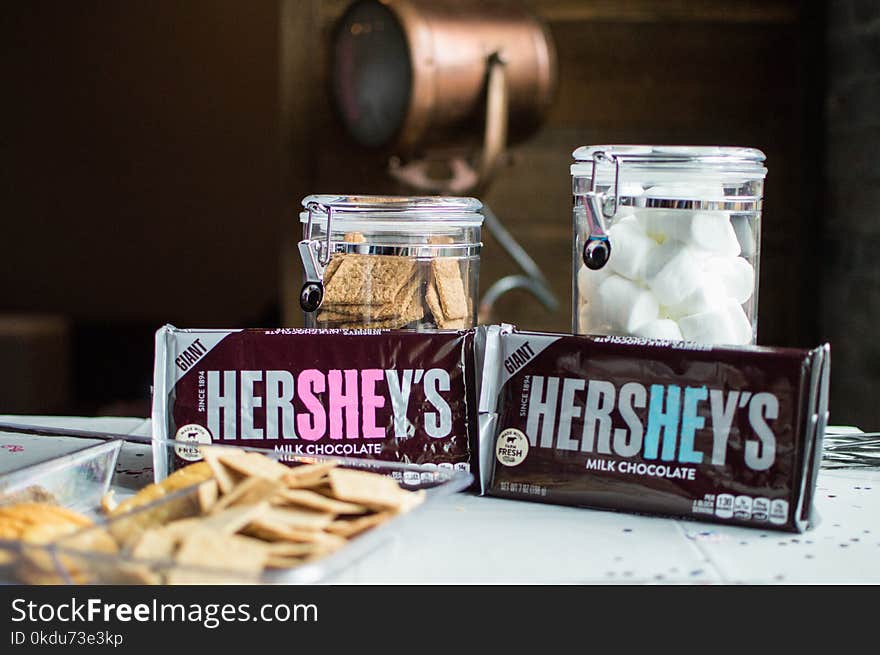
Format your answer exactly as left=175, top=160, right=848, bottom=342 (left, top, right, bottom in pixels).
left=665, top=272, right=727, bottom=319
left=577, top=263, right=611, bottom=301
left=725, top=300, right=754, bottom=344
left=678, top=299, right=753, bottom=346
left=702, top=256, right=755, bottom=304
left=633, top=319, right=683, bottom=341
left=636, top=210, right=740, bottom=256
left=615, top=213, right=641, bottom=228
left=688, top=212, right=741, bottom=256
left=595, top=275, right=659, bottom=333
left=606, top=220, right=657, bottom=281
left=644, top=240, right=702, bottom=307
left=678, top=308, right=737, bottom=345
left=633, top=209, right=674, bottom=241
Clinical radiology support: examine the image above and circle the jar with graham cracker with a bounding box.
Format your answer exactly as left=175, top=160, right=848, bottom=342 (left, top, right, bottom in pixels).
left=298, top=196, right=483, bottom=330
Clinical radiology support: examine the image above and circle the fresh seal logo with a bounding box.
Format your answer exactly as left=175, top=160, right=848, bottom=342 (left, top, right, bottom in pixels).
left=496, top=428, right=529, bottom=467
left=174, top=424, right=212, bottom=461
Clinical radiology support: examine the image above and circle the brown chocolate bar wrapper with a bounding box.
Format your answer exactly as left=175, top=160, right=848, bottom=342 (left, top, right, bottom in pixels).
left=153, top=326, right=476, bottom=481
left=476, top=326, right=830, bottom=532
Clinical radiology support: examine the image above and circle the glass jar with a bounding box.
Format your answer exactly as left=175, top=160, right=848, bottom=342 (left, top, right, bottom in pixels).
left=298, top=195, right=483, bottom=330
left=571, top=146, right=767, bottom=345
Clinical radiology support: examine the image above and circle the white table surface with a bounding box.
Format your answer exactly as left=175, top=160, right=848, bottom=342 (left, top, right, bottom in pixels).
left=2, top=415, right=878, bottom=584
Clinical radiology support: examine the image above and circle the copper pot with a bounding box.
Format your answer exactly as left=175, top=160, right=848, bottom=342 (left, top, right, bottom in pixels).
left=332, top=0, right=556, bottom=156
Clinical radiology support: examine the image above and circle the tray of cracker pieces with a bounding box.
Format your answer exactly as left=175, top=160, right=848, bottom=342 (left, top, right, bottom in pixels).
left=0, top=437, right=471, bottom=584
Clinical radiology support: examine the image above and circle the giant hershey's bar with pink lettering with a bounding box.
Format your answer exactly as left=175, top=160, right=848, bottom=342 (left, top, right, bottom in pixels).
left=151, top=326, right=476, bottom=480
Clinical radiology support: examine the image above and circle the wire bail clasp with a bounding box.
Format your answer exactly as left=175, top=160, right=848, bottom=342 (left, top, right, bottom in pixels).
left=580, top=151, right=623, bottom=270
left=297, top=203, right=334, bottom=312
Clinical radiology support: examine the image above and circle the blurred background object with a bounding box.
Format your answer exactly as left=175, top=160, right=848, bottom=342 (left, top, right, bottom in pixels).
left=332, top=0, right=555, bottom=190
left=0, top=315, right=70, bottom=414
left=5, top=1, right=869, bottom=426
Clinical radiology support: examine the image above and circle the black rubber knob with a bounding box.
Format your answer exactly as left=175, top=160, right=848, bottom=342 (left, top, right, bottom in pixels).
left=583, top=239, right=611, bottom=270
left=300, top=282, right=324, bottom=312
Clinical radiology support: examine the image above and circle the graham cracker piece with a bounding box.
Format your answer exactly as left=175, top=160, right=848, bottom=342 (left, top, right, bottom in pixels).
left=323, top=255, right=343, bottom=286
left=335, top=283, right=425, bottom=328
left=390, top=488, right=426, bottom=514
left=197, top=479, right=219, bottom=513
left=432, top=258, right=468, bottom=320
left=100, top=491, right=117, bottom=514
left=60, top=527, right=118, bottom=554
left=282, top=461, right=339, bottom=488
left=271, top=488, right=367, bottom=515
left=397, top=278, right=426, bottom=324
left=261, top=543, right=318, bottom=567
left=265, top=555, right=308, bottom=569
left=172, top=531, right=268, bottom=580
left=323, top=255, right=416, bottom=306
left=267, top=541, right=323, bottom=557
left=139, top=504, right=266, bottom=544
left=201, top=448, right=243, bottom=494
left=198, top=503, right=269, bottom=534
left=325, top=512, right=392, bottom=538
left=426, top=281, right=467, bottom=329
left=218, top=450, right=290, bottom=481
left=109, top=462, right=214, bottom=517
left=210, top=476, right=282, bottom=513
left=344, top=232, right=366, bottom=243
left=152, top=517, right=203, bottom=541
left=441, top=318, right=466, bottom=330
left=328, top=469, right=412, bottom=511
left=319, top=275, right=422, bottom=321
left=15, top=562, right=67, bottom=584
left=256, top=506, right=334, bottom=531
left=241, top=522, right=346, bottom=551
left=130, top=530, right=177, bottom=560
left=108, top=563, right=163, bottom=585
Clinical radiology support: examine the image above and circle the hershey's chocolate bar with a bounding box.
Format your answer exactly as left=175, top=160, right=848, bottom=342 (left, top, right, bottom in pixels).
left=476, top=327, right=830, bottom=532
left=152, top=326, right=476, bottom=480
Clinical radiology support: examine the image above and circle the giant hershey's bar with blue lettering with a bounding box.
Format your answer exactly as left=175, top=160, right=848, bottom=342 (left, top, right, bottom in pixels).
left=476, top=327, right=829, bottom=532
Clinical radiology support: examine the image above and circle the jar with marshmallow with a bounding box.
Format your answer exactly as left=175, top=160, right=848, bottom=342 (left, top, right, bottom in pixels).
left=572, top=146, right=766, bottom=345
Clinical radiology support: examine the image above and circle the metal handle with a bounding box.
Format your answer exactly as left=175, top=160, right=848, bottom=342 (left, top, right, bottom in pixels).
left=298, top=240, right=325, bottom=312
left=476, top=52, right=508, bottom=188
left=387, top=52, right=508, bottom=195
left=580, top=191, right=612, bottom=270
left=297, top=204, right=334, bottom=313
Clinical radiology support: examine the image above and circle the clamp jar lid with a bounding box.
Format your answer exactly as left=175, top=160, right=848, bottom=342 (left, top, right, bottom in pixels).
left=572, top=145, right=767, bottom=177
left=572, top=145, right=767, bottom=203
left=299, top=195, right=484, bottom=232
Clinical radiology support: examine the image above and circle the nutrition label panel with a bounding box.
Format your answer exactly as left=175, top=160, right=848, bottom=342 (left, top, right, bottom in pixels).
left=692, top=494, right=789, bottom=525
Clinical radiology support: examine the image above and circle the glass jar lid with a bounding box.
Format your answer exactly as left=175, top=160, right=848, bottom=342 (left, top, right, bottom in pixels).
left=571, top=145, right=767, bottom=180
left=299, top=195, right=484, bottom=229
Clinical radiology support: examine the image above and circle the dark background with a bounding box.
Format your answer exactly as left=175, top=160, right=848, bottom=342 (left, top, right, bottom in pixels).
left=0, top=1, right=874, bottom=428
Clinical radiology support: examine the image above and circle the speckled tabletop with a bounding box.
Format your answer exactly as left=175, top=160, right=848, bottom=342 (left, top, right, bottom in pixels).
left=2, top=415, right=878, bottom=584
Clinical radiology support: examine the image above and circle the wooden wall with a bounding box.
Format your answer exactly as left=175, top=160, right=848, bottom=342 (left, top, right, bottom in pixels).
left=0, top=1, right=819, bottom=412
left=2, top=1, right=282, bottom=326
